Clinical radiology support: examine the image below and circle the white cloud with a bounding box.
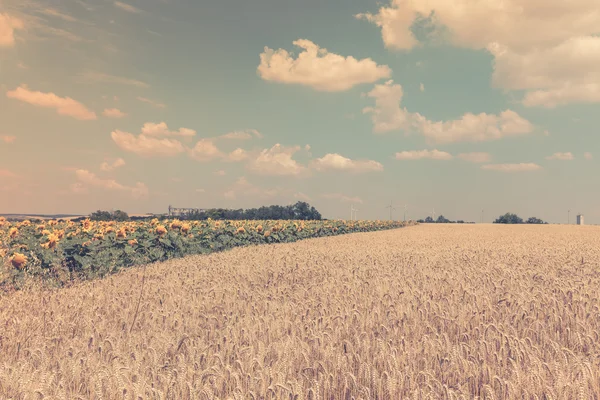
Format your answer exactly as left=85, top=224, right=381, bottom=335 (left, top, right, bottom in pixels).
left=102, top=108, right=127, bottom=118
left=481, top=163, right=542, bottom=172
left=100, top=158, right=126, bottom=171
left=111, top=130, right=185, bottom=157
left=75, top=169, right=148, bottom=198
left=114, top=1, right=141, bottom=13
left=0, top=13, right=24, bottom=47
left=141, top=122, right=196, bottom=137
left=457, top=152, right=491, bottom=163
left=358, top=1, right=600, bottom=107
left=546, top=152, right=574, bottom=161
left=363, top=80, right=534, bottom=144
left=246, top=144, right=307, bottom=176
left=395, top=149, right=453, bottom=160
left=218, top=129, right=263, bottom=140
left=258, top=39, right=392, bottom=91
left=188, top=139, right=223, bottom=162
left=322, top=193, right=363, bottom=204
left=77, top=71, right=149, bottom=88
left=6, top=85, right=97, bottom=120
left=489, top=37, right=600, bottom=108
left=227, top=148, right=249, bottom=162
left=137, top=96, right=166, bottom=108
left=420, top=83, right=425, bottom=92
left=356, top=0, right=600, bottom=53
left=311, top=153, right=384, bottom=172
left=584, top=152, right=593, bottom=160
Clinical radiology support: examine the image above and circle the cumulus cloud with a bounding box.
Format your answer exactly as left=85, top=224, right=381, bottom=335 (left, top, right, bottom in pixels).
left=0, top=13, right=24, bottom=47
left=218, top=129, right=263, bottom=140
left=311, top=153, right=383, bottom=172
left=100, top=158, right=126, bottom=171
left=246, top=144, right=307, bottom=176
left=141, top=122, right=196, bottom=137
left=111, top=130, right=185, bottom=157
left=358, top=0, right=600, bottom=107
left=481, top=163, right=542, bottom=172
left=546, top=152, right=574, bottom=160
left=363, top=80, right=534, bottom=144
left=457, top=152, right=491, bottom=163
left=1, top=135, right=16, bottom=144
left=322, top=193, right=363, bottom=204
left=227, top=148, right=249, bottom=162
left=75, top=169, right=148, bottom=198
left=6, top=85, right=97, bottom=120
left=489, top=38, right=600, bottom=108
left=102, top=108, right=127, bottom=118
left=584, top=152, right=593, bottom=160
left=395, top=149, right=453, bottom=160
left=258, top=39, right=392, bottom=91
left=356, top=0, right=600, bottom=53
left=188, top=139, right=223, bottom=162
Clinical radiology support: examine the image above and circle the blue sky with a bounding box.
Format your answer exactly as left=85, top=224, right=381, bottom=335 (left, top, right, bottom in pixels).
left=0, top=0, right=598, bottom=223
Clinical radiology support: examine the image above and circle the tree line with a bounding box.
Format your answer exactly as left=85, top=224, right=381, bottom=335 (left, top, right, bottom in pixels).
left=85, top=201, right=323, bottom=222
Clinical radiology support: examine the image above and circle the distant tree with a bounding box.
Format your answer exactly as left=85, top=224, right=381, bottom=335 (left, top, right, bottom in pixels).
left=424, top=216, right=434, bottom=223
left=457, top=220, right=465, bottom=224
left=112, top=210, right=130, bottom=221
left=417, top=219, right=425, bottom=223
left=436, top=215, right=450, bottom=223
left=89, top=209, right=129, bottom=221
left=494, top=213, right=524, bottom=224
left=89, top=210, right=113, bottom=221
left=526, top=217, right=547, bottom=224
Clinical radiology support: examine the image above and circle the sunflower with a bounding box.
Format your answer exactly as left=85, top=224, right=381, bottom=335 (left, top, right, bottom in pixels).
left=128, top=239, right=138, bottom=246
left=181, top=223, right=191, bottom=234
left=8, top=227, right=18, bottom=238
left=155, top=225, right=167, bottom=236
left=116, top=228, right=127, bottom=239
left=170, top=220, right=183, bottom=230
left=236, top=227, right=246, bottom=234
left=256, top=225, right=263, bottom=233
left=10, top=253, right=27, bottom=269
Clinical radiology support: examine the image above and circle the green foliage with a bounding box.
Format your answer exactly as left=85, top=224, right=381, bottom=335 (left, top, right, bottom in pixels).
left=181, top=202, right=322, bottom=221
left=494, top=213, right=547, bottom=224
left=1, top=219, right=415, bottom=290
left=89, top=210, right=130, bottom=222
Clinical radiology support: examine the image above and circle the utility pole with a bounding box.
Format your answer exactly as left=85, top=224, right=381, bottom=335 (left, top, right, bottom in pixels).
left=385, top=200, right=396, bottom=220
left=568, top=209, right=570, bottom=225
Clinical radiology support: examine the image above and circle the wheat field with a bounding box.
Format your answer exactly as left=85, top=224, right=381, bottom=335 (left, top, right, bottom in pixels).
left=1, top=224, right=599, bottom=399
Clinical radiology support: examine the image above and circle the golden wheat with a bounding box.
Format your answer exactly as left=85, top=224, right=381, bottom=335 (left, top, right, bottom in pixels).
left=0, top=224, right=599, bottom=399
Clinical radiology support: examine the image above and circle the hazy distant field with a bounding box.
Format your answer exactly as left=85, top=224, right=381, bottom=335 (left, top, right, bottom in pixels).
left=1, top=224, right=599, bottom=399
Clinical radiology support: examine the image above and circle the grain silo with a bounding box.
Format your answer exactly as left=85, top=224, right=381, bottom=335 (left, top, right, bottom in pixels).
left=576, top=214, right=584, bottom=225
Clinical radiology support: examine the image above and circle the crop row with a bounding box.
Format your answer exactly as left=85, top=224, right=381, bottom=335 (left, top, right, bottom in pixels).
left=0, top=217, right=414, bottom=290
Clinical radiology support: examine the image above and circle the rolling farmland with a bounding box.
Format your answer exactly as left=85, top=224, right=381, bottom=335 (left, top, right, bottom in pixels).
left=1, top=224, right=600, bottom=399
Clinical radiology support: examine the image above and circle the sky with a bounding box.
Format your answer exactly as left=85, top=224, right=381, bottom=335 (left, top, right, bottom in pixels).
left=0, top=0, right=598, bottom=223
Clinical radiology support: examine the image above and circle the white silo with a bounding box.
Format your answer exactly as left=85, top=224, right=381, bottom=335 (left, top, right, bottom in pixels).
left=576, top=214, right=584, bottom=225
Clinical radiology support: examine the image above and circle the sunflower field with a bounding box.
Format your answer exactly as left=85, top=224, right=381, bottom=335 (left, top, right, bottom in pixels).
left=0, top=216, right=414, bottom=290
